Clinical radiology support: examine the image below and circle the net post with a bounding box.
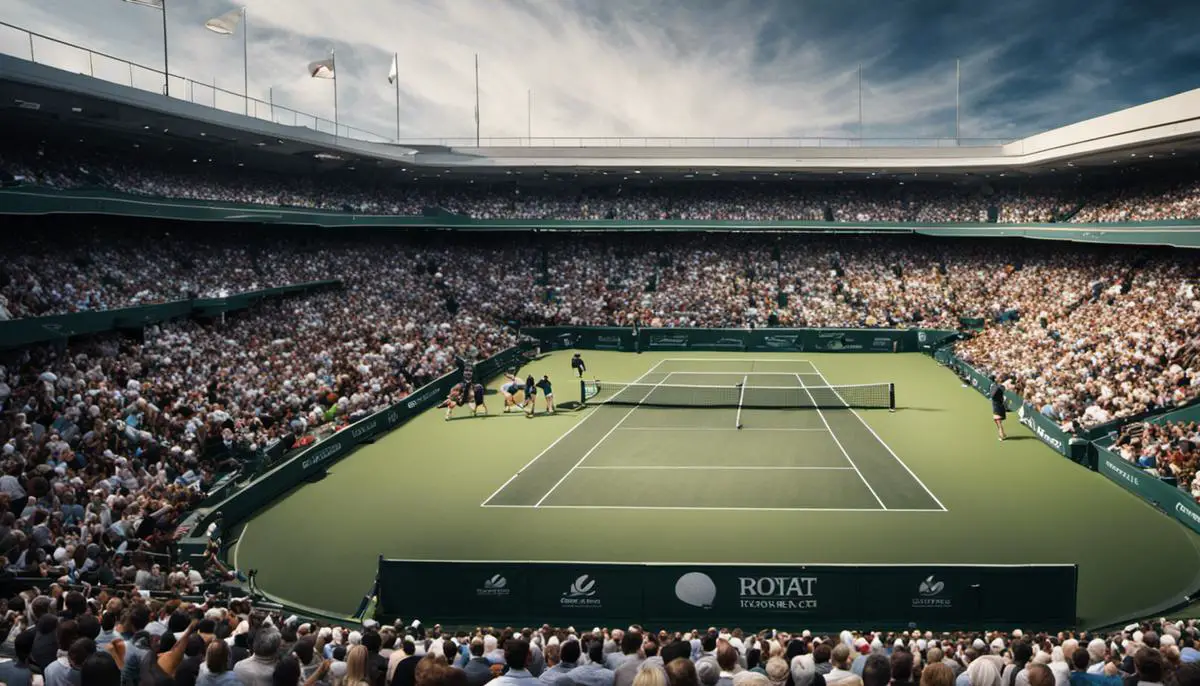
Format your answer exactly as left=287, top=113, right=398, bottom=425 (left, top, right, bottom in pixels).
left=889, top=383, right=896, bottom=412
left=580, top=378, right=587, bottom=407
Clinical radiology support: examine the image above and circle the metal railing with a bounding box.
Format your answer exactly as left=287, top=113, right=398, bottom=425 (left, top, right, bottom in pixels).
left=406, top=136, right=1014, bottom=148
left=0, top=21, right=394, bottom=144
left=0, top=21, right=1014, bottom=150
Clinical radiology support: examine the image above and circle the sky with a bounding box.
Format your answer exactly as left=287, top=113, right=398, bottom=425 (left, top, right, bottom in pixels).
left=2, top=0, right=1199, bottom=144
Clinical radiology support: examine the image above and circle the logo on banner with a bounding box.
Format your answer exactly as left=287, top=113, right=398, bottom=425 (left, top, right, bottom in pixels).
left=387, top=411, right=399, bottom=424
left=1017, top=405, right=1064, bottom=452
left=350, top=420, right=378, bottom=439
left=301, top=442, right=342, bottom=470
left=596, top=336, right=622, bottom=350
left=477, top=574, right=510, bottom=597
left=764, top=335, right=799, bottom=349
left=675, top=572, right=717, bottom=609
left=736, top=576, right=818, bottom=611
left=913, top=575, right=951, bottom=608
left=406, top=386, right=441, bottom=410
left=650, top=335, right=688, bottom=348
left=561, top=575, right=601, bottom=607
left=1103, top=457, right=1140, bottom=486
left=1177, top=502, right=1200, bottom=527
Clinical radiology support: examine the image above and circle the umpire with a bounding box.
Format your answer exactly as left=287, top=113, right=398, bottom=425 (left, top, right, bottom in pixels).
left=571, top=352, right=587, bottom=378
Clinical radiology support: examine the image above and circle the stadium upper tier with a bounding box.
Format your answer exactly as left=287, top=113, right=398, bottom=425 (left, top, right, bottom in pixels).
left=3, top=141, right=1200, bottom=223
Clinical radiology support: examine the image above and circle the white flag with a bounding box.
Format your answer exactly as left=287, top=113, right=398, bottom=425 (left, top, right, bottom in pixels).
left=388, top=55, right=398, bottom=85
left=122, top=0, right=164, bottom=8
left=204, top=8, right=243, bottom=35
left=308, top=56, right=335, bottom=79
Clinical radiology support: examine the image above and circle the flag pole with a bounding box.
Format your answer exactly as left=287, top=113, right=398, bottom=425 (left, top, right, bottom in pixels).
left=955, top=58, right=961, bottom=142
left=242, top=7, right=248, bottom=115
left=858, top=62, right=863, bottom=143
left=332, top=50, right=339, bottom=140
left=161, top=0, right=170, bottom=96
left=474, top=53, right=480, bottom=146
left=394, top=52, right=400, bottom=142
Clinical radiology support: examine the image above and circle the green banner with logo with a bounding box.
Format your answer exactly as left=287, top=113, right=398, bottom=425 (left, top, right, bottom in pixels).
left=528, top=327, right=639, bottom=352
left=524, top=327, right=966, bottom=354
left=933, top=348, right=1078, bottom=460
left=1096, top=446, right=1200, bottom=537
left=377, top=560, right=1076, bottom=629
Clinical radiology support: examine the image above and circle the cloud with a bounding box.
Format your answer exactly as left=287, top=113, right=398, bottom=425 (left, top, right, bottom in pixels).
left=1, top=0, right=1197, bottom=144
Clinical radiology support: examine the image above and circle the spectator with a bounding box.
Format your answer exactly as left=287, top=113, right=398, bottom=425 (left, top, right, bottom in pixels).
left=826, top=646, right=861, bottom=686
left=569, top=642, right=615, bottom=686
left=493, top=640, right=537, bottom=686
left=861, top=655, right=890, bottom=686
left=235, top=629, right=283, bottom=686
left=80, top=652, right=122, bottom=686
left=666, top=659, right=700, bottom=686
left=197, top=640, right=241, bottom=686
left=0, top=628, right=38, bottom=686
left=464, top=638, right=496, bottom=686
left=921, top=665, right=954, bottom=686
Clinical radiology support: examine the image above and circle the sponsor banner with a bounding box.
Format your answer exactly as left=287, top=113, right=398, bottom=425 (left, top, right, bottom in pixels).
left=527, top=327, right=925, bottom=353
left=523, top=327, right=636, bottom=352
left=648, top=333, right=690, bottom=349
left=1097, top=446, right=1200, bottom=537
left=595, top=335, right=623, bottom=351
left=944, top=351, right=1074, bottom=458
left=756, top=333, right=802, bottom=352
left=377, top=561, right=1075, bottom=628
left=1016, top=404, right=1071, bottom=457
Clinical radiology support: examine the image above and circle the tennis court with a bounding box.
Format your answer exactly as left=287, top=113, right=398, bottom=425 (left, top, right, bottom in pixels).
left=481, top=358, right=945, bottom=512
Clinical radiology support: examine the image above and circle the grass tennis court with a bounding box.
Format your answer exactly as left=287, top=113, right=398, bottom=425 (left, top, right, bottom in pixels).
left=483, top=359, right=942, bottom=511
left=232, top=350, right=1200, bottom=628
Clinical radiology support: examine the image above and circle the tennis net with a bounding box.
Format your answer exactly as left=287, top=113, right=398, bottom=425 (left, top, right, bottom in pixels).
left=581, top=380, right=894, bottom=410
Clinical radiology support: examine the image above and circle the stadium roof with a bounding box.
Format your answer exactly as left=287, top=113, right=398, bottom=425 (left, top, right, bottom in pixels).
left=4, top=45, right=1200, bottom=181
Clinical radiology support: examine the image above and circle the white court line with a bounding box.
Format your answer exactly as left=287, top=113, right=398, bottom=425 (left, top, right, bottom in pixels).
left=666, top=371, right=818, bottom=376
left=795, top=372, right=887, bottom=510
left=809, top=365, right=948, bottom=512
left=616, top=427, right=827, bottom=432
left=576, top=465, right=856, bottom=471
left=480, top=359, right=669, bottom=506
left=663, top=358, right=816, bottom=364
left=481, top=504, right=945, bottom=512
left=735, top=375, right=747, bottom=428
left=532, top=367, right=674, bottom=507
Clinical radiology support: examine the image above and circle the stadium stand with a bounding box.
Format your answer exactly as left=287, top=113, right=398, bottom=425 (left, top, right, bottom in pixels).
left=4, top=148, right=1200, bottom=661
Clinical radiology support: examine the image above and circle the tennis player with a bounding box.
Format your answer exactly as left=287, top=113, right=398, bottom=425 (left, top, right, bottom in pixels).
left=523, top=374, right=538, bottom=417
left=469, top=382, right=488, bottom=416
left=571, top=353, right=587, bottom=378
left=536, top=375, right=555, bottom=414
left=990, top=376, right=1008, bottom=441
left=442, top=383, right=465, bottom=421
left=500, top=371, right=521, bottom=413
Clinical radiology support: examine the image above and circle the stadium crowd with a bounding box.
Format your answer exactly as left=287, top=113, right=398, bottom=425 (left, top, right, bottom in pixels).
left=1110, top=420, right=1200, bottom=502
left=0, top=595, right=1194, bottom=686
left=5, top=144, right=1200, bottom=224
left=4, top=231, right=1200, bottom=438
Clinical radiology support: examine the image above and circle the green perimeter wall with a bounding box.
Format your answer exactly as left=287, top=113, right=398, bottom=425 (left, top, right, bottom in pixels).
left=173, top=345, right=529, bottom=569
left=933, top=344, right=1200, bottom=543
left=377, top=559, right=1077, bottom=630
left=524, top=326, right=960, bottom=355
left=3, top=187, right=1200, bottom=247
left=0, top=280, right=342, bottom=349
